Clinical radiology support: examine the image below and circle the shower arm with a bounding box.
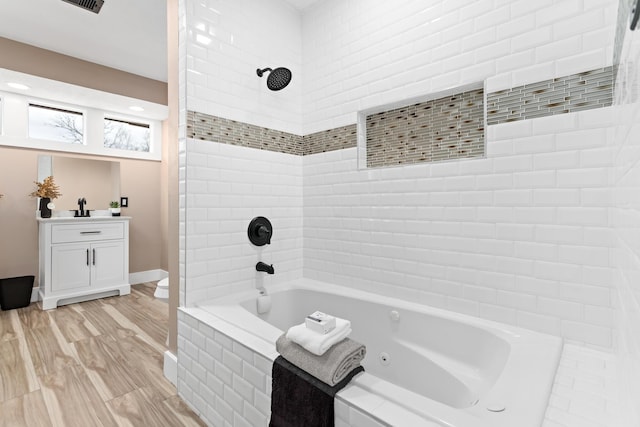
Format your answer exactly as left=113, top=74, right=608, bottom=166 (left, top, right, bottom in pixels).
left=256, top=68, right=273, bottom=77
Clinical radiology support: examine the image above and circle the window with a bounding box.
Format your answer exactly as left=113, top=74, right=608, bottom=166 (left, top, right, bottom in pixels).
left=0, top=90, right=163, bottom=161
left=28, top=104, right=84, bottom=144
left=104, top=117, right=150, bottom=152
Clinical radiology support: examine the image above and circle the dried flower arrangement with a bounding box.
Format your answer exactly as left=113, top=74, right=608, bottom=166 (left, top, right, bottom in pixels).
left=30, top=176, right=62, bottom=199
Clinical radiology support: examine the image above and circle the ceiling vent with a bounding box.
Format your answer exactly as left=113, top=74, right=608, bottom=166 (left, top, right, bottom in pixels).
left=61, top=0, right=104, bottom=14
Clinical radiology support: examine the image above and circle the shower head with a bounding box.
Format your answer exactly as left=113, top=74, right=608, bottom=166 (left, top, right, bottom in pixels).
left=256, top=67, right=292, bottom=91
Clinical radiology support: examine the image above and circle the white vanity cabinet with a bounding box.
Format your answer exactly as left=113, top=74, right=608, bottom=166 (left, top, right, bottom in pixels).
left=38, top=217, right=131, bottom=310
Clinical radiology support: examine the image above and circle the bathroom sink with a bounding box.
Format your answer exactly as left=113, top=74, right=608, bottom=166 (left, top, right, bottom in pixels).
left=49, top=209, right=112, bottom=218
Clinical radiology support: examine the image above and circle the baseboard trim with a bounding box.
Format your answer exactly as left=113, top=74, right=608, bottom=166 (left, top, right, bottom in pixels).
left=129, top=269, right=168, bottom=285
left=31, top=287, right=39, bottom=302
left=164, top=350, right=178, bottom=387
left=31, top=270, right=169, bottom=301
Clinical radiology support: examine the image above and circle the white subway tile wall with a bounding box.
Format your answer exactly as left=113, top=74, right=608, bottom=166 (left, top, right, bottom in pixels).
left=177, top=311, right=272, bottom=427
left=611, top=5, right=640, bottom=425
left=183, top=0, right=617, bottom=135
left=184, top=139, right=303, bottom=306
left=303, top=0, right=617, bottom=134
left=176, top=0, right=640, bottom=425
left=542, top=344, right=623, bottom=427
left=184, top=0, right=302, bottom=135
left=304, top=108, right=616, bottom=348
left=178, top=310, right=389, bottom=427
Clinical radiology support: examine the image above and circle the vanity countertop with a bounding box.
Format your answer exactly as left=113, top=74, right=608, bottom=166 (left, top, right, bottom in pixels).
left=37, top=216, right=131, bottom=223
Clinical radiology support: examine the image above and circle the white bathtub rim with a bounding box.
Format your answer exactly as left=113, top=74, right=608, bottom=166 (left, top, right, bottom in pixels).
left=178, top=306, right=460, bottom=427
left=192, top=278, right=563, bottom=427
left=179, top=306, right=280, bottom=361
left=198, top=277, right=560, bottom=348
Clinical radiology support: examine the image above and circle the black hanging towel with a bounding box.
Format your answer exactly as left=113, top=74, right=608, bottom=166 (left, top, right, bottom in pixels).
left=269, top=355, right=364, bottom=427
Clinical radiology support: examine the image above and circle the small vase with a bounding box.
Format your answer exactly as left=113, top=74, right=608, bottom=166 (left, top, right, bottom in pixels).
left=39, top=197, right=52, bottom=218
left=110, top=207, right=121, bottom=217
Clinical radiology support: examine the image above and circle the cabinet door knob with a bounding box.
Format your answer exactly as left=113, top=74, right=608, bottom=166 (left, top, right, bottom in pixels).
left=93, top=249, right=96, bottom=266
left=86, top=249, right=89, bottom=266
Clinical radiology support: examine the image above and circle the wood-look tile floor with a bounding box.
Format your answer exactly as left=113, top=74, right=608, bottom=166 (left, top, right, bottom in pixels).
left=0, top=282, right=205, bottom=427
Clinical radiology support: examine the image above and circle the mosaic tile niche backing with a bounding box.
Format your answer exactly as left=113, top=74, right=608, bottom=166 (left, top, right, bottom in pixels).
left=365, top=89, right=485, bottom=167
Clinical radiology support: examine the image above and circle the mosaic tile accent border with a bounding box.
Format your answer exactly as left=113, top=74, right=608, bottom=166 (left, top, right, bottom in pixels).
left=187, top=66, right=613, bottom=164
left=186, top=111, right=303, bottom=155
left=302, top=124, right=357, bottom=155
left=187, top=110, right=356, bottom=156
left=486, top=66, right=615, bottom=125
left=366, top=89, right=485, bottom=168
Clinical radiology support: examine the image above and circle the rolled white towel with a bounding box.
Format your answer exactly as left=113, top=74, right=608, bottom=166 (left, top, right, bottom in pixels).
left=286, top=318, right=351, bottom=356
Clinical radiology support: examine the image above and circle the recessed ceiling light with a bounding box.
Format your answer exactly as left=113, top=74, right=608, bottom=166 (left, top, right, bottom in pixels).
left=7, top=82, right=30, bottom=90
left=129, top=106, right=144, bottom=112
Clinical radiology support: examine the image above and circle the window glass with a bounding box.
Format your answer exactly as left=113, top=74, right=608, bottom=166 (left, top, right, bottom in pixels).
left=104, top=118, right=150, bottom=152
left=29, top=104, right=84, bottom=144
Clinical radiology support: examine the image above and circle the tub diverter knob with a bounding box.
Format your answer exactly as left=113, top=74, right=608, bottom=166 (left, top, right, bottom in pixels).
left=248, top=216, right=273, bottom=246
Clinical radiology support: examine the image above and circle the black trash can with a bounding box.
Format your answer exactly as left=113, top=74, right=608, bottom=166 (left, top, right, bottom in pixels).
left=0, top=275, right=34, bottom=310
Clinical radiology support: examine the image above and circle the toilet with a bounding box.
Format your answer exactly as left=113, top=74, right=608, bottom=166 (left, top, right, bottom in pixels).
left=154, top=277, right=169, bottom=301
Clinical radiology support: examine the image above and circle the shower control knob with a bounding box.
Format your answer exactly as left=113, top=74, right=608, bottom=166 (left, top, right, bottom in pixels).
left=248, top=216, right=273, bottom=246
left=257, top=225, right=270, bottom=238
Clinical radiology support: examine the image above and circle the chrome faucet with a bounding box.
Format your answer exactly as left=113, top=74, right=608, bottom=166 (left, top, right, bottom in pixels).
left=256, top=262, right=274, bottom=275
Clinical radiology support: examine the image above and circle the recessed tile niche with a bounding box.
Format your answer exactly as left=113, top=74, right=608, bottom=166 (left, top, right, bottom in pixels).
left=364, top=88, right=486, bottom=168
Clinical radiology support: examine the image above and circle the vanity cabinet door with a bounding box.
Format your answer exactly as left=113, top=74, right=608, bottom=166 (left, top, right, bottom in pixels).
left=90, top=241, right=126, bottom=289
left=51, top=243, right=92, bottom=291
left=39, top=219, right=130, bottom=310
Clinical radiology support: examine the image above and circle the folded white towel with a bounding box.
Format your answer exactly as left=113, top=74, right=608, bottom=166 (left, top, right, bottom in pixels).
left=286, top=318, right=351, bottom=356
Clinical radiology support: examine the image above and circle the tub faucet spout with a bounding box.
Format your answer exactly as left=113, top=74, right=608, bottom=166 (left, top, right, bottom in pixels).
left=256, top=262, right=274, bottom=274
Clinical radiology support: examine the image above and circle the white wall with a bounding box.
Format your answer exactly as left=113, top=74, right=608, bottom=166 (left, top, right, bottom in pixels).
left=181, top=0, right=621, bottom=348
left=302, top=0, right=617, bottom=134
left=612, top=7, right=640, bottom=425
left=301, top=0, right=618, bottom=347
left=182, top=0, right=304, bottom=306
left=305, top=109, right=616, bottom=347
left=185, top=0, right=303, bottom=135
left=184, top=139, right=303, bottom=305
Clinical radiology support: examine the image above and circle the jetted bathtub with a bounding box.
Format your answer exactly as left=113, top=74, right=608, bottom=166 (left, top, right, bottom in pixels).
left=194, top=279, right=562, bottom=426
